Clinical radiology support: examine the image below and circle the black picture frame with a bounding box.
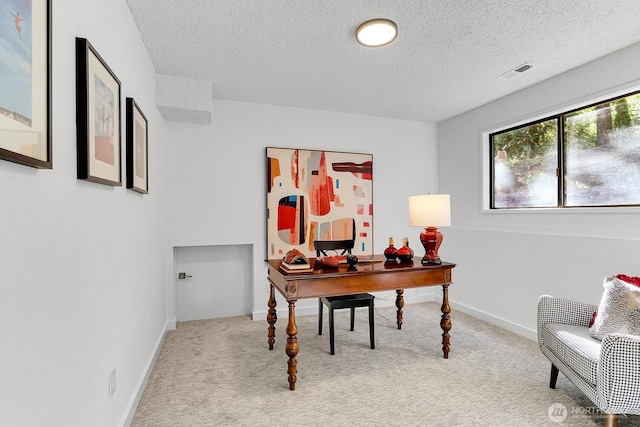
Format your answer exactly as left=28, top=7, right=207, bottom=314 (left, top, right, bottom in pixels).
left=0, top=0, right=52, bottom=169
left=76, top=37, right=122, bottom=186
left=126, top=98, right=149, bottom=194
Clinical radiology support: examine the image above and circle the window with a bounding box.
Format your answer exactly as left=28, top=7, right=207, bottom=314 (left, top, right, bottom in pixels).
left=490, top=90, right=640, bottom=209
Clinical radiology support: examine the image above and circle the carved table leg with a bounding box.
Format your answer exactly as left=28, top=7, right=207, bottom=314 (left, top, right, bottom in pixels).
left=285, top=300, right=299, bottom=390
left=267, top=284, right=277, bottom=350
left=395, top=289, right=404, bottom=330
left=440, top=283, right=451, bottom=359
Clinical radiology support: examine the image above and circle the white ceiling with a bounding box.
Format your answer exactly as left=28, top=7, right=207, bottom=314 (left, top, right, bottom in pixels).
left=126, top=0, right=640, bottom=123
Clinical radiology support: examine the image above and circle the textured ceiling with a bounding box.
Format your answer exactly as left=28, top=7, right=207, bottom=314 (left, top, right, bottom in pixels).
left=126, top=0, right=640, bottom=123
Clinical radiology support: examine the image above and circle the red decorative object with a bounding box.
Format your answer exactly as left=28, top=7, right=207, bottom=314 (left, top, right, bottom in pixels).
left=419, top=227, right=444, bottom=265
left=589, top=310, right=598, bottom=327
left=408, top=195, right=451, bottom=266
left=320, top=256, right=340, bottom=269
left=397, top=237, right=414, bottom=263
left=384, top=237, right=398, bottom=260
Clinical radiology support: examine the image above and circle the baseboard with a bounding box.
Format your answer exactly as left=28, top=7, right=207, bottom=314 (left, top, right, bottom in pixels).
left=120, top=319, right=173, bottom=427
left=449, top=300, right=537, bottom=341
left=166, top=315, right=177, bottom=331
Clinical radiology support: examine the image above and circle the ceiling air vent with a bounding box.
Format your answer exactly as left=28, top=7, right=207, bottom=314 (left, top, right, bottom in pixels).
left=498, top=63, right=533, bottom=79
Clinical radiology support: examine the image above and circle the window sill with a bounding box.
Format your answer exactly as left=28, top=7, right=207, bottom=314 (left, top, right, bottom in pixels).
left=482, top=206, right=640, bottom=214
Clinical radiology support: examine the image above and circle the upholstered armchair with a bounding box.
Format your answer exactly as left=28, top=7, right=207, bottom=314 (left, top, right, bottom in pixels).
left=538, top=294, right=640, bottom=427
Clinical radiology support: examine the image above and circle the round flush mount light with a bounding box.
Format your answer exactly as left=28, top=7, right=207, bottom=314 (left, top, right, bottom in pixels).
left=355, top=19, right=398, bottom=47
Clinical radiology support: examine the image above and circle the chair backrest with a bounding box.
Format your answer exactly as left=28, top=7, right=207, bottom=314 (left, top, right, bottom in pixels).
left=314, top=218, right=357, bottom=257
left=313, top=240, right=354, bottom=257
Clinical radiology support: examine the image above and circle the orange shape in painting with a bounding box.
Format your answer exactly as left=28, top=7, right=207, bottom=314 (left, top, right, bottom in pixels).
left=268, top=157, right=281, bottom=192
left=310, top=152, right=332, bottom=216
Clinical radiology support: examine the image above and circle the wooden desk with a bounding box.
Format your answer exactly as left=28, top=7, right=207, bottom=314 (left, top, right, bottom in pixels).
left=266, top=257, right=456, bottom=390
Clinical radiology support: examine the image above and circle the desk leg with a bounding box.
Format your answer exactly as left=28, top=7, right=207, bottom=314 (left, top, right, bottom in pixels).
left=395, top=289, right=404, bottom=330
left=440, top=283, right=451, bottom=359
left=286, top=300, right=299, bottom=391
left=267, top=284, right=277, bottom=350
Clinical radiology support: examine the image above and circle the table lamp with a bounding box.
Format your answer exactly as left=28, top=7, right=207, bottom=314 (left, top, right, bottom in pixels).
left=408, top=194, right=451, bottom=265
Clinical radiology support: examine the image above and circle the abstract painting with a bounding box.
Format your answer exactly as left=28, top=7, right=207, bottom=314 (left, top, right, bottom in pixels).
left=266, top=147, right=373, bottom=260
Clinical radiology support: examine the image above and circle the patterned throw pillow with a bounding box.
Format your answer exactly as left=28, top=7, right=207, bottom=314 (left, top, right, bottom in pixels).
left=617, top=274, right=640, bottom=286
left=589, top=275, right=640, bottom=340
left=629, top=307, right=640, bottom=335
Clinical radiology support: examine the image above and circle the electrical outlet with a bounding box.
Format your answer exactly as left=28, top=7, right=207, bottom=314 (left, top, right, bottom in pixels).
left=108, top=367, right=116, bottom=398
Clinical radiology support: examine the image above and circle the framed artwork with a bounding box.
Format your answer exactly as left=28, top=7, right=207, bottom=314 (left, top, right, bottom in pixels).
left=75, top=37, right=122, bottom=186
left=0, top=0, right=52, bottom=168
left=126, top=98, right=148, bottom=194
left=266, top=147, right=373, bottom=260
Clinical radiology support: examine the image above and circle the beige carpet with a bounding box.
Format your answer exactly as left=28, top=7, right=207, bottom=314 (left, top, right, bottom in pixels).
left=131, top=302, right=640, bottom=426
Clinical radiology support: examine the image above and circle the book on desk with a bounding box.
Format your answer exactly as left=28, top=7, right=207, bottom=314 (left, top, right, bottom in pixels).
left=279, top=259, right=315, bottom=273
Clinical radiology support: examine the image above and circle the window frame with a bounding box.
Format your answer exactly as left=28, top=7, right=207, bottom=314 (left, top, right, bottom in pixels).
left=484, top=86, right=640, bottom=212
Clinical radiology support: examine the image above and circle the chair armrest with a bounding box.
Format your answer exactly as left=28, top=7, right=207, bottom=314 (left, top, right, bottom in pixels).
left=537, top=295, right=597, bottom=345
left=598, top=333, right=640, bottom=414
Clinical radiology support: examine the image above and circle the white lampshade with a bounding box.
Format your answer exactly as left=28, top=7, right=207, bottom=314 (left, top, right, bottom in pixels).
left=408, top=194, right=451, bottom=227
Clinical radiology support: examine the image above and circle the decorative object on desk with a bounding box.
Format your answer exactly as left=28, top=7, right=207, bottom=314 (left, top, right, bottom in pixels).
left=346, top=253, right=358, bottom=266
left=283, top=248, right=309, bottom=265
left=280, top=248, right=313, bottom=272
left=319, top=255, right=340, bottom=269
left=397, top=237, right=414, bottom=263
left=384, top=237, right=398, bottom=260
left=0, top=1, right=52, bottom=169
left=266, top=147, right=373, bottom=261
left=408, top=194, right=451, bottom=265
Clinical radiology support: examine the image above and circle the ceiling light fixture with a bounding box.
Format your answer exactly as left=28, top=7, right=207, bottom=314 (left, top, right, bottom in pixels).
left=355, top=19, right=398, bottom=47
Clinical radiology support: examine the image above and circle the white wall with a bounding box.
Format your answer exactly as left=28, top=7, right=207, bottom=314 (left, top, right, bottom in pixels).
left=163, top=100, right=440, bottom=319
left=438, top=42, right=640, bottom=340
left=0, top=1, right=169, bottom=426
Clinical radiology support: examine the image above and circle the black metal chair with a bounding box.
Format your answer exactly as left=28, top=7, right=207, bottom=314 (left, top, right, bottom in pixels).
left=314, top=240, right=375, bottom=355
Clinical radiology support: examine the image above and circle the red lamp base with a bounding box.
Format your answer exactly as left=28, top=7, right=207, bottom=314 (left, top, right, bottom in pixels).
left=419, top=226, right=443, bottom=265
